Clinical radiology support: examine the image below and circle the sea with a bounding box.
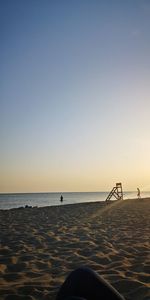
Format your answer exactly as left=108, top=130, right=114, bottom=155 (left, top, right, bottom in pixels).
left=0, top=191, right=150, bottom=210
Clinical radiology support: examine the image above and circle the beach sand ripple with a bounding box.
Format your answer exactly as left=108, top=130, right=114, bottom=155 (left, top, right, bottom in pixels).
left=0, top=199, right=150, bottom=300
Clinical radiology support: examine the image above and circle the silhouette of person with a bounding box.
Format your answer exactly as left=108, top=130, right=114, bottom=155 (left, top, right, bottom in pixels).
left=60, top=195, right=63, bottom=202
left=137, top=188, right=141, bottom=199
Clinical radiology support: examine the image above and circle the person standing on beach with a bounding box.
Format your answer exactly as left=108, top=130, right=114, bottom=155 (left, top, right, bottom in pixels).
left=60, top=194, right=63, bottom=203
left=137, top=188, right=141, bottom=199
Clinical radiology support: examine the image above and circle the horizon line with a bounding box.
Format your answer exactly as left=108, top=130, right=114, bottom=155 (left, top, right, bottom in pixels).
left=0, top=190, right=148, bottom=195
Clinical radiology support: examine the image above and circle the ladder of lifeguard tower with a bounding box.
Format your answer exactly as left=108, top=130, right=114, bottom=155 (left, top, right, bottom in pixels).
left=106, top=183, right=123, bottom=202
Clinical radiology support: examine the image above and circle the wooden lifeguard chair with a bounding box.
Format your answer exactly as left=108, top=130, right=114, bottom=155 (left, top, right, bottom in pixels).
left=106, top=183, right=123, bottom=202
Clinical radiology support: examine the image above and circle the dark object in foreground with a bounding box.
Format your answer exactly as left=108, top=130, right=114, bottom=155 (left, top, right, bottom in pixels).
left=56, top=267, right=125, bottom=300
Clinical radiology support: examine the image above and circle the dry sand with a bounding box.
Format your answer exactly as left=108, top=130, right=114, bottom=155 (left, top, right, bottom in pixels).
left=0, top=198, right=150, bottom=300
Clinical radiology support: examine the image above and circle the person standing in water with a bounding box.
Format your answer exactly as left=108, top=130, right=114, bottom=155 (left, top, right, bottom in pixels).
left=137, top=188, right=141, bottom=199
left=60, top=194, right=63, bottom=203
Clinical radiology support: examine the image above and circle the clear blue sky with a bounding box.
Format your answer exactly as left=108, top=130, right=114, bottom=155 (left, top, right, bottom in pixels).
left=1, top=0, right=150, bottom=192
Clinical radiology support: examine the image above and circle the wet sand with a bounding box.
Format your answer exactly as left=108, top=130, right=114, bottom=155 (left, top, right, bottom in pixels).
left=0, top=198, right=150, bottom=300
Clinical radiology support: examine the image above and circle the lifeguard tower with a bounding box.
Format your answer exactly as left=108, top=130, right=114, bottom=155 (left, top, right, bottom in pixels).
left=106, top=183, right=123, bottom=202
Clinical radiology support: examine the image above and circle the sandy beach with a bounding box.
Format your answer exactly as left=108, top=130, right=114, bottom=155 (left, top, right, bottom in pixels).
left=0, top=198, right=150, bottom=300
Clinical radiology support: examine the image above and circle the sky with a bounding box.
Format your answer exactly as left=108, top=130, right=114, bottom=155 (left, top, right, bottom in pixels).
left=1, top=0, right=150, bottom=193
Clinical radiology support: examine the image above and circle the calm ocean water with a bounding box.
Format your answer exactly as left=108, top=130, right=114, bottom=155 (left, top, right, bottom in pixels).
left=0, top=191, right=150, bottom=210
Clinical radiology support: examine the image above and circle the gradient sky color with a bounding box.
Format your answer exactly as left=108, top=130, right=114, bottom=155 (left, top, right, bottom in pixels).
left=1, top=0, right=150, bottom=193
